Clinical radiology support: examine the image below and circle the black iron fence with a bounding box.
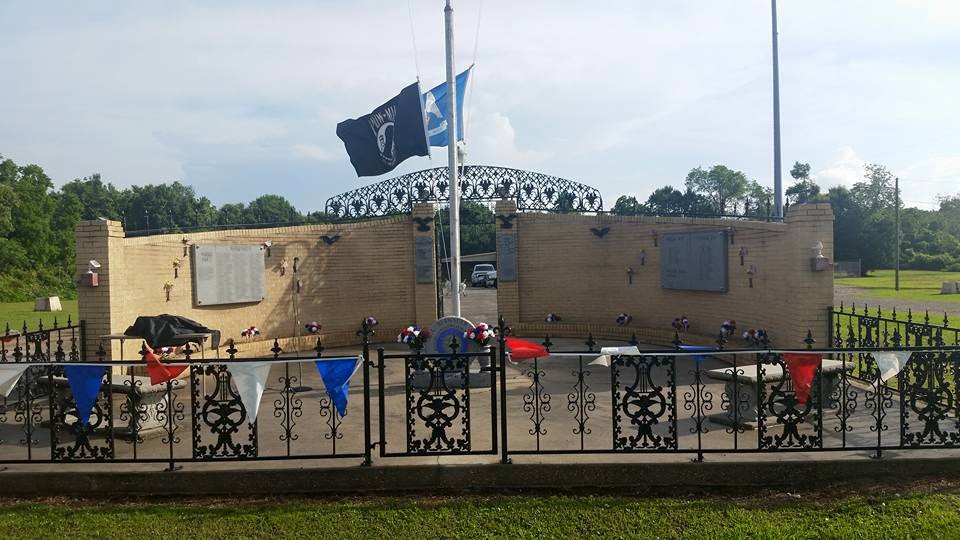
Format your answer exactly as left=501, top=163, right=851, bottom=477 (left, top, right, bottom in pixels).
left=0, top=317, right=958, bottom=469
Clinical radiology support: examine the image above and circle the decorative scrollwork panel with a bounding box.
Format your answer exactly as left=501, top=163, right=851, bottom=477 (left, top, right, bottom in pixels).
left=405, top=355, right=471, bottom=454
left=612, top=355, right=677, bottom=450
left=190, top=365, right=257, bottom=459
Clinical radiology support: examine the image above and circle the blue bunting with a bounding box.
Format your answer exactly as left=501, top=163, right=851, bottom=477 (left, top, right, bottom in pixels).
left=314, top=357, right=362, bottom=417
left=64, top=365, right=107, bottom=426
left=679, top=345, right=716, bottom=363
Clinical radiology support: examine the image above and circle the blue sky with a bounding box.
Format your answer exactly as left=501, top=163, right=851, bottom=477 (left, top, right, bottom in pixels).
left=1, top=0, right=958, bottom=212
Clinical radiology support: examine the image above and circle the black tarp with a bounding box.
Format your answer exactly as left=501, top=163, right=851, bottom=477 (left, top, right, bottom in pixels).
left=124, top=315, right=221, bottom=349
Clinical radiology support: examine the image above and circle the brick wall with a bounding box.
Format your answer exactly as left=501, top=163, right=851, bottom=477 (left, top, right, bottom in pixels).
left=497, top=203, right=834, bottom=348
left=76, top=211, right=437, bottom=360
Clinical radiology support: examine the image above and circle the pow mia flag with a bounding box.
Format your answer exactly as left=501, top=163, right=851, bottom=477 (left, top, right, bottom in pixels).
left=336, top=81, right=429, bottom=177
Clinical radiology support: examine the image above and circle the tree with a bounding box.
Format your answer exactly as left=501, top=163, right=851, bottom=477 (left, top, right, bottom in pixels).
left=684, top=165, right=749, bottom=214
left=610, top=195, right=646, bottom=216
left=61, top=174, right=122, bottom=221
left=789, top=161, right=811, bottom=181
left=851, top=163, right=897, bottom=212
left=438, top=201, right=494, bottom=255
left=244, top=194, right=303, bottom=224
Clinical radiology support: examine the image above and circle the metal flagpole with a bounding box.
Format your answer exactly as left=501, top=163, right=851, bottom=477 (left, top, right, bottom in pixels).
left=895, top=177, right=900, bottom=291
left=445, top=0, right=462, bottom=317
left=771, top=0, right=783, bottom=219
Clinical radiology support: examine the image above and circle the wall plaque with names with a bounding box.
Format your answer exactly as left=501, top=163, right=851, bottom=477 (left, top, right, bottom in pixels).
left=414, top=236, right=434, bottom=284
left=660, top=230, right=728, bottom=292
left=192, top=244, right=266, bottom=306
left=497, top=235, right=517, bottom=282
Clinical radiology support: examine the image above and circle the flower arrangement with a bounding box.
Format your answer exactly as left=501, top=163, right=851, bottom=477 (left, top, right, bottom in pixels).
left=616, top=313, right=633, bottom=326
left=545, top=313, right=562, bottom=323
left=262, top=240, right=273, bottom=257
left=163, top=281, right=174, bottom=301
left=172, top=258, right=182, bottom=278
left=398, top=325, right=430, bottom=350
left=742, top=328, right=769, bottom=347
left=672, top=316, right=690, bottom=333
left=305, top=321, right=321, bottom=334
left=720, top=320, right=737, bottom=337
left=240, top=326, right=260, bottom=338
left=464, top=322, right=496, bottom=347
left=365, top=316, right=379, bottom=327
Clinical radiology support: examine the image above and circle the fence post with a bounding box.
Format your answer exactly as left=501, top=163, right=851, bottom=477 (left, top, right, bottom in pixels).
left=359, top=319, right=373, bottom=466
left=79, top=319, right=87, bottom=362
left=826, top=306, right=834, bottom=348
left=498, top=316, right=510, bottom=464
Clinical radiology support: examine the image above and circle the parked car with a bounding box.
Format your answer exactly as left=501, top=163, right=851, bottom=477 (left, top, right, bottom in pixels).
left=470, top=264, right=497, bottom=287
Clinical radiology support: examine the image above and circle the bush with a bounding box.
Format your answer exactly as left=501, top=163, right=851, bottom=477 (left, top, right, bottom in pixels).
left=904, top=252, right=956, bottom=271
left=0, top=269, right=77, bottom=303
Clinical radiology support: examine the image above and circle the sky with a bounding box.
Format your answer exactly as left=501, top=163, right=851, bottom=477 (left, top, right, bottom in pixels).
left=1, top=0, right=958, bottom=212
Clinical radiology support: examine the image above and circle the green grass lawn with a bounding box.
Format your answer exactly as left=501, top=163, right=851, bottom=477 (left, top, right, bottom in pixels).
left=1, top=491, right=959, bottom=539
left=0, top=299, right=79, bottom=333
left=837, top=269, right=960, bottom=303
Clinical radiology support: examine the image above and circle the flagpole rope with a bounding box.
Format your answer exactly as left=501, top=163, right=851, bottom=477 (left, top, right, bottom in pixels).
left=407, top=0, right=422, bottom=82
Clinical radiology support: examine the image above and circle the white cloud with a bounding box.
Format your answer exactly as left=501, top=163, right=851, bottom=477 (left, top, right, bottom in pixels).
left=465, top=111, right=547, bottom=168
left=813, top=146, right=867, bottom=188
left=291, top=144, right=335, bottom=161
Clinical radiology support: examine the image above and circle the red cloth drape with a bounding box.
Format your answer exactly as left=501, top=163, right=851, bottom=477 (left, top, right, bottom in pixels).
left=505, top=337, right=549, bottom=361
left=782, top=353, right=822, bottom=407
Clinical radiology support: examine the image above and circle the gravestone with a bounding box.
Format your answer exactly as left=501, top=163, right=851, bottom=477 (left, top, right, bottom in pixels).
left=942, top=282, right=959, bottom=295
left=34, top=296, right=62, bottom=312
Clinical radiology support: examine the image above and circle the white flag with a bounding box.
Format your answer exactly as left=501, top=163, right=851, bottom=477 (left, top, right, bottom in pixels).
left=590, top=346, right=641, bottom=368
left=0, top=365, right=28, bottom=397
left=874, top=352, right=912, bottom=383
left=229, top=362, right=272, bottom=424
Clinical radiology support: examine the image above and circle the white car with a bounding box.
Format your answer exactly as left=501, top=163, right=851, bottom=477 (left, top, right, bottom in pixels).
left=470, top=264, right=497, bottom=287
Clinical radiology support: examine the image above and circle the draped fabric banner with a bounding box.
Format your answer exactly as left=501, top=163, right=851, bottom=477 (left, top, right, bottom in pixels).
left=589, top=346, right=641, bottom=368
left=505, top=338, right=549, bottom=362
left=63, top=365, right=107, bottom=426
left=874, top=351, right=912, bottom=383
left=314, top=357, right=363, bottom=417
left=782, top=353, right=823, bottom=407
left=0, top=365, right=28, bottom=397
left=228, top=362, right=272, bottom=424
left=679, top=345, right=717, bottom=363
left=145, top=350, right=188, bottom=385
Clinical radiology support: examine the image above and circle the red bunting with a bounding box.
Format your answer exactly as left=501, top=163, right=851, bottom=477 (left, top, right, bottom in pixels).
left=782, top=353, right=822, bottom=407
left=504, top=337, right=549, bottom=361
left=144, top=344, right=188, bottom=385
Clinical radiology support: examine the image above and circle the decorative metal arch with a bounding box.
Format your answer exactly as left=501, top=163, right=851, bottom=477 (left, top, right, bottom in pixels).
left=324, top=165, right=603, bottom=218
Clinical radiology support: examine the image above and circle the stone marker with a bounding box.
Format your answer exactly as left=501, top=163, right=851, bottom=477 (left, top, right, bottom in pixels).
left=942, top=282, right=959, bottom=295
left=34, top=296, right=62, bottom=312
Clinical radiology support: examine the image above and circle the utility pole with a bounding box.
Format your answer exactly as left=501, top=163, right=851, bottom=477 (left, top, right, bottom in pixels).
left=895, top=176, right=900, bottom=291
left=445, top=0, right=462, bottom=317
left=771, top=0, right=783, bottom=219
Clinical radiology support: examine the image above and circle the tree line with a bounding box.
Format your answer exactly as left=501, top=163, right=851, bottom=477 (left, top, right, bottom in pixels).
left=611, top=162, right=960, bottom=275
left=0, top=155, right=328, bottom=302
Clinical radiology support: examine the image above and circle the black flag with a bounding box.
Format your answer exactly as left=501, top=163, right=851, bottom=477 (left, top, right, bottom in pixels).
left=336, top=82, right=429, bottom=177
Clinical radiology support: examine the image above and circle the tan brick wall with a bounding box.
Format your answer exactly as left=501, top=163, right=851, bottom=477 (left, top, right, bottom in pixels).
left=498, top=203, right=834, bottom=348
left=77, top=215, right=433, bottom=360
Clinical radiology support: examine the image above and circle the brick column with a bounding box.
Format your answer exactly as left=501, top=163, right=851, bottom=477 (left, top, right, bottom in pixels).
left=75, top=219, right=126, bottom=361
left=783, top=203, right=835, bottom=346
left=412, top=203, right=439, bottom=325
left=494, top=199, right=520, bottom=326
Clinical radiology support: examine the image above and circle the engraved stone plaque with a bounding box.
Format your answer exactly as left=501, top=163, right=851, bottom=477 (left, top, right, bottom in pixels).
left=192, top=244, right=266, bottom=306
left=497, top=235, right=517, bottom=282
left=660, top=230, right=728, bottom=292
left=414, top=236, right=434, bottom=284
left=426, top=316, right=478, bottom=355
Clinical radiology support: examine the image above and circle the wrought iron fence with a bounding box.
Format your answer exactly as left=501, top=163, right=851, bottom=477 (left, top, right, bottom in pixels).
left=0, top=317, right=958, bottom=469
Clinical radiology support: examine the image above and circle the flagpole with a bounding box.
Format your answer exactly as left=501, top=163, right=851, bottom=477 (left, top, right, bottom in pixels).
left=445, top=0, right=462, bottom=317
left=771, top=0, right=783, bottom=219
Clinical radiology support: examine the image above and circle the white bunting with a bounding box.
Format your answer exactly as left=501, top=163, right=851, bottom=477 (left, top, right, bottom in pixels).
left=0, top=365, right=28, bottom=397
left=874, top=351, right=912, bottom=383
left=229, top=362, right=272, bottom=424
left=589, top=346, right=641, bottom=368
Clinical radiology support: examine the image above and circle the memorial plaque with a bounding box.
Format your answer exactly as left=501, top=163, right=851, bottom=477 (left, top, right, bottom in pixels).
left=426, top=316, right=479, bottom=355
left=497, top=235, right=517, bottom=282
left=192, top=244, right=266, bottom=306
left=414, top=236, right=434, bottom=284
left=660, top=230, right=728, bottom=292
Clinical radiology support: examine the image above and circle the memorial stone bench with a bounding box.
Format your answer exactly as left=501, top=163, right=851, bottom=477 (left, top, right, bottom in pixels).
left=706, top=358, right=853, bottom=428
left=45, top=374, right=184, bottom=439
